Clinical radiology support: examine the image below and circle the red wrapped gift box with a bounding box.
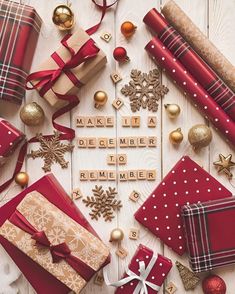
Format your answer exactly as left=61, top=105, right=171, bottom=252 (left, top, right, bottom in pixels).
left=0, top=0, right=41, bottom=104
left=0, top=173, right=110, bottom=294
left=135, top=156, right=232, bottom=255
left=114, top=244, right=172, bottom=293
left=0, top=118, right=25, bottom=166
left=182, top=198, right=235, bottom=272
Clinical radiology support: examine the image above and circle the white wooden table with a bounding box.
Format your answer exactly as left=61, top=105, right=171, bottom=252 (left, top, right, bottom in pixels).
left=0, top=0, right=235, bottom=293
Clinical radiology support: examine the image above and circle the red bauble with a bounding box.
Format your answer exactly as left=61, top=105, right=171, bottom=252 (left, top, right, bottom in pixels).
left=113, top=46, right=129, bottom=62
left=202, top=275, right=226, bottom=294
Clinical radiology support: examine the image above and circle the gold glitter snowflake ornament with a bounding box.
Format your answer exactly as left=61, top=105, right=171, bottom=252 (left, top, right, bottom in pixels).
left=28, top=131, right=74, bottom=172
left=121, top=69, right=169, bottom=112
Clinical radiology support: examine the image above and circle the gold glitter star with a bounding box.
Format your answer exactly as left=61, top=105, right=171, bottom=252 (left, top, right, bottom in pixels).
left=213, top=154, right=235, bottom=178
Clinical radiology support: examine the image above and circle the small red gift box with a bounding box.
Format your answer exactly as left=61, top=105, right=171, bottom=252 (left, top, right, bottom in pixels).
left=0, top=0, right=41, bottom=104
left=114, top=244, right=172, bottom=293
left=0, top=118, right=25, bottom=166
left=182, top=198, right=235, bottom=272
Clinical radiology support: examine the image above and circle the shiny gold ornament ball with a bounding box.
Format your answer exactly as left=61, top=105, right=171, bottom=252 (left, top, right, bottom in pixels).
left=20, top=102, right=45, bottom=126
left=52, top=5, right=75, bottom=31
left=94, top=91, right=108, bottom=109
left=121, top=21, right=137, bottom=38
left=188, top=124, right=212, bottom=149
left=169, top=128, right=184, bottom=145
left=15, top=172, right=29, bottom=188
left=109, top=228, right=124, bottom=242
left=164, top=103, right=181, bottom=119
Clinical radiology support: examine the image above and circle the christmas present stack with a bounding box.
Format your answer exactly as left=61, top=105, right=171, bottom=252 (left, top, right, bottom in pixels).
left=135, top=156, right=232, bottom=255
left=0, top=0, right=42, bottom=104
left=27, top=27, right=107, bottom=108
left=0, top=118, right=25, bottom=166
left=0, top=174, right=110, bottom=294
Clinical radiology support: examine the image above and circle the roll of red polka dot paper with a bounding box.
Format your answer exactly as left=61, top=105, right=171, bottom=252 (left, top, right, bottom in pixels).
left=134, top=156, right=232, bottom=256
left=145, top=37, right=235, bottom=147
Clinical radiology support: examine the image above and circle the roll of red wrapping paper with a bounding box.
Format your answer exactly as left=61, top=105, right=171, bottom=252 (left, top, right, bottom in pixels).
left=145, top=37, right=235, bottom=147
left=143, top=8, right=235, bottom=121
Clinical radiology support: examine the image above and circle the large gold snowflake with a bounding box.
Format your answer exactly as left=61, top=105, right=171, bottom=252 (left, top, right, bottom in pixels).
left=28, top=131, right=74, bottom=172
left=121, top=69, right=169, bottom=112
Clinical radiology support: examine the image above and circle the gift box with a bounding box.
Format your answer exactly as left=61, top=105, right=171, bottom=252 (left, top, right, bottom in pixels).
left=0, top=0, right=41, bottom=104
left=135, top=156, right=232, bottom=255
left=182, top=198, right=235, bottom=272
left=0, top=118, right=26, bottom=166
left=29, top=28, right=107, bottom=108
left=114, top=244, right=172, bottom=293
left=0, top=174, right=110, bottom=294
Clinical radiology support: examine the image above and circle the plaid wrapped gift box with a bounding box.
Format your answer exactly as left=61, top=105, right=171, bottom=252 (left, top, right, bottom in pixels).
left=0, top=0, right=41, bottom=104
left=182, top=198, right=235, bottom=272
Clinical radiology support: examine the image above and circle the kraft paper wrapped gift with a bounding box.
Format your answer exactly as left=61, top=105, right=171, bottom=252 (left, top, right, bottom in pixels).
left=31, top=28, right=107, bottom=108
left=0, top=174, right=110, bottom=294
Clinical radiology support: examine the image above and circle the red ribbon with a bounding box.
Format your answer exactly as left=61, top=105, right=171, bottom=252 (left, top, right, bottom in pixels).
left=9, top=210, right=96, bottom=282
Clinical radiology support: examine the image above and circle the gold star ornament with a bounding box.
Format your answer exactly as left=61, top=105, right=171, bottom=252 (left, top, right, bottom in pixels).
left=213, top=154, right=235, bottom=178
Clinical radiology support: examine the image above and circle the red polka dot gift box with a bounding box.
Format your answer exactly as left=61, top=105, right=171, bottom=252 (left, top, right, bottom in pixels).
left=0, top=118, right=25, bottom=166
left=134, top=156, right=232, bottom=256
left=114, top=244, right=172, bottom=293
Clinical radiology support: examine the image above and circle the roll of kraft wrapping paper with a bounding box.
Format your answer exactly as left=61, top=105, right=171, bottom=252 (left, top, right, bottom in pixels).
left=145, top=37, right=235, bottom=147
left=161, top=0, right=235, bottom=93
left=143, top=8, right=235, bottom=121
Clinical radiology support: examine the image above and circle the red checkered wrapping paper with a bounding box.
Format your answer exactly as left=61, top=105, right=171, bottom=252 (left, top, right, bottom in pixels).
left=0, top=0, right=41, bottom=104
left=182, top=198, right=235, bottom=272
left=145, top=37, right=235, bottom=147
left=115, top=244, right=172, bottom=293
left=143, top=8, right=235, bottom=121
left=0, top=118, right=25, bottom=166
left=134, top=156, right=232, bottom=256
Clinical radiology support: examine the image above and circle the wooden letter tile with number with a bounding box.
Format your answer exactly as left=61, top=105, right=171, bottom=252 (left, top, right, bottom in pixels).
left=148, top=136, right=157, bottom=147
left=111, top=71, right=122, bottom=84
left=89, top=171, right=98, bottom=181
left=122, top=116, right=131, bottom=127
left=107, top=154, right=116, bottom=165
left=129, top=190, right=140, bottom=202
left=116, top=246, right=128, bottom=259
left=94, top=273, right=104, bottom=286
left=98, top=138, right=107, bottom=148
left=147, top=170, right=156, bottom=181
left=119, top=171, right=128, bottom=181
left=76, top=116, right=85, bottom=127
left=98, top=170, right=108, bottom=181
left=166, top=282, right=177, bottom=294
left=106, top=116, right=114, bottom=127
left=80, top=171, right=88, bottom=181
left=128, top=170, right=137, bottom=181
left=87, top=138, right=97, bottom=148
left=108, top=171, right=116, bottom=181
left=138, top=137, right=147, bottom=147
left=129, top=228, right=139, bottom=240
left=118, top=154, right=127, bottom=165
left=112, top=98, right=124, bottom=110
left=119, top=137, right=128, bottom=148
left=77, top=138, right=87, bottom=148
left=72, top=188, right=83, bottom=200
left=148, top=116, right=157, bottom=128
left=128, top=137, right=137, bottom=147
left=108, top=138, right=116, bottom=148
left=131, top=116, right=140, bottom=127
left=95, top=116, right=105, bottom=127
left=85, top=117, right=95, bottom=127
left=137, top=170, right=147, bottom=180
left=100, top=32, right=112, bottom=42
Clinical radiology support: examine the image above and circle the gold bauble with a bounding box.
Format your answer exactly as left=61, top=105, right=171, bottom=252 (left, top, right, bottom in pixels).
left=164, top=103, right=181, bottom=118
left=188, top=124, right=212, bottom=149
left=94, top=91, right=108, bottom=109
left=20, top=102, right=45, bottom=126
left=109, top=228, right=124, bottom=242
left=15, top=172, right=29, bottom=187
left=52, top=5, right=75, bottom=31
left=121, top=21, right=137, bottom=38
left=169, top=128, right=184, bottom=144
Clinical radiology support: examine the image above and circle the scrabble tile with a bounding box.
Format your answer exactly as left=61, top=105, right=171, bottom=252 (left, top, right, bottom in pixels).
left=148, top=136, right=157, bottom=147
left=100, top=32, right=112, bottom=42
left=94, top=273, right=104, bottom=286
left=85, top=117, right=95, bottom=127
left=80, top=171, right=89, bottom=181
left=98, top=138, right=108, bottom=148
left=122, top=116, right=131, bottom=127
left=87, top=138, right=97, bottom=148
left=89, top=171, right=98, bottom=181
left=166, top=282, right=177, bottom=294
left=129, top=228, right=139, bottom=240
left=119, top=171, right=128, bottom=181
left=147, top=170, right=156, bottom=181
left=119, top=137, right=128, bottom=148
left=95, top=116, right=105, bottom=127
left=106, top=116, right=114, bottom=127
left=129, top=190, right=140, bottom=202
left=77, top=138, right=87, bottom=148
left=76, top=116, right=85, bottom=127
left=128, top=170, right=137, bottom=181
left=111, top=71, right=122, bottom=84
left=71, top=188, right=83, bottom=200
left=107, top=138, right=116, bottom=148
left=108, top=171, right=117, bottom=181
left=112, top=98, right=124, bottom=110
left=115, top=246, right=128, bottom=259
left=128, top=137, right=137, bottom=147
left=137, top=170, right=147, bottom=180
left=148, top=116, right=157, bottom=128
left=131, top=116, right=140, bottom=127
left=118, top=154, right=127, bottom=165
left=107, top=154, right=116, bottom=165
left=98, top=170, right=108, bottom=181
left=137, top=137, right=147, bottom=147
